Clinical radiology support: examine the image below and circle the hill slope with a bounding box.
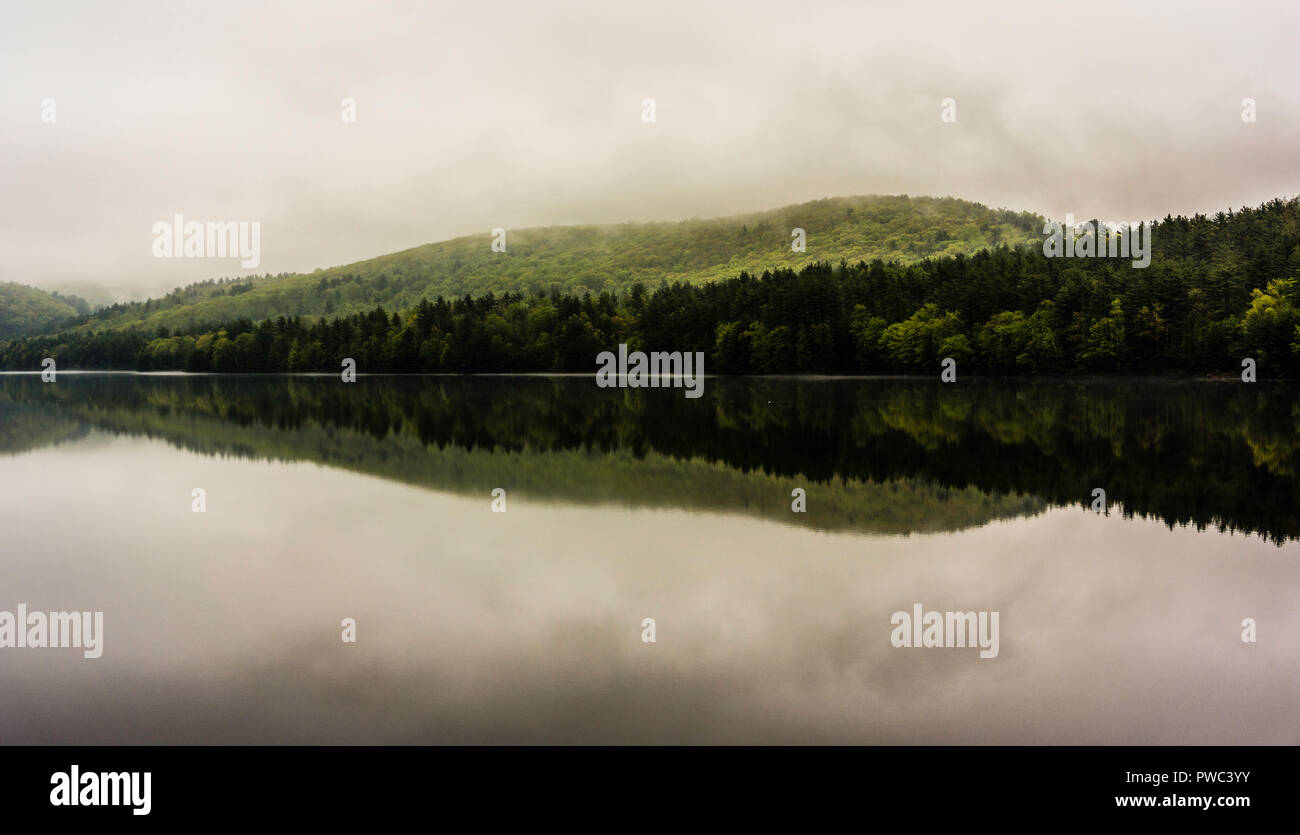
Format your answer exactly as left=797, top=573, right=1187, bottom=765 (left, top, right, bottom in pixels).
left=9, top=196, right=1300, bottom=378
left=75, top=195, right=1042, bottom=334
left=0, top=282, right=88, bottom=339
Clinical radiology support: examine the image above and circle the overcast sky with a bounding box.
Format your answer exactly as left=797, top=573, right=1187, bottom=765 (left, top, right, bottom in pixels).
left=3, top=0, right=1298, bottom=302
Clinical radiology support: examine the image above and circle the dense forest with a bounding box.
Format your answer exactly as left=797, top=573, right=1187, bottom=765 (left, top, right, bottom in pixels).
left=4, top=197, right=1300, bottom=375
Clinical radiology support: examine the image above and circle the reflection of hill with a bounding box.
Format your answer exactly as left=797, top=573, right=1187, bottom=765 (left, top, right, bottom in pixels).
left=1, top=374, right=1297, bottom=542
left=0, top=401, right=89, bottom=455
left=0, top=376, right=1042, bottom=535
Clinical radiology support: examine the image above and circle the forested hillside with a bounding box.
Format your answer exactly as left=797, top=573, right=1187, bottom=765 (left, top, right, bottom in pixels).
left=5, top=197, right=1300, bottom=376
left=0, top=282, right=90, bottom=339
left=40, top=195, right=1041, bottom=334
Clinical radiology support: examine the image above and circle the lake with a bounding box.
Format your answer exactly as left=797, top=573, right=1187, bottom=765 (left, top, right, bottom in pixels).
left=0, top=373, right=1295, bottom=743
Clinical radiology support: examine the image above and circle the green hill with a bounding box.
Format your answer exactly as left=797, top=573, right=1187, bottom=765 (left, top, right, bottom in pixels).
left=9, top=195, right=1300, bottom=378
left=75, top=195, right=1042, bottom=334
left=0, top=282, right=87, bottom=339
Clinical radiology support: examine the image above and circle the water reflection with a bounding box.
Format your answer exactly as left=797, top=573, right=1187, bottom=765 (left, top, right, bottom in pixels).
left=0, top=375, right=1295, bottom=744
left=2, top=374, right=1298, bottom=541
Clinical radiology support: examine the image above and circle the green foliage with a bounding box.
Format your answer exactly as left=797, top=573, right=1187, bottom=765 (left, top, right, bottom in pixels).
left=1241, top=278, right=1300, bottom=368
left=0, top=282, right=85, bottom=339
left=880, top=304, right=963, bottom=370
left=1081, top=298, right=1126, bottom=370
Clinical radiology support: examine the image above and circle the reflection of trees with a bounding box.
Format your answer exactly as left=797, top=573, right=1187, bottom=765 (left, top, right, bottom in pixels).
left=1, top=375, right=1298, bottom=543
left=0, top=403, right=88, bottom=455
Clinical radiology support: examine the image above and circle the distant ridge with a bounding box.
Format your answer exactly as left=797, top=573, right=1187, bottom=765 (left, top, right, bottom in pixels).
left=0, top=282, right=90, bottom=340
left=64, top=195, right=1042, bottom=335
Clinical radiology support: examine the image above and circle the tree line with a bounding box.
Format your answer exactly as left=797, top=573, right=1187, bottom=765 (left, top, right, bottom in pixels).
left=4, top=197, right=1300, bottom=375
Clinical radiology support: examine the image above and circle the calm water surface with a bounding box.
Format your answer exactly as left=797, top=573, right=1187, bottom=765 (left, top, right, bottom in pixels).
left=0, top=374, right=1296, bottom=743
